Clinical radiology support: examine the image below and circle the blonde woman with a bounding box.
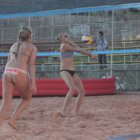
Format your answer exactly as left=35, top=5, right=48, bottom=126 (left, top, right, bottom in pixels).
left=57, top=32, right=97, bottom=116
left=0, top=27, right=37, bottom=130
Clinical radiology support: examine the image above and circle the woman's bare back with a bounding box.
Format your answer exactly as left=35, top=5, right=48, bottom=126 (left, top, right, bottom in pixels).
left=6, top=41, right=36, bottom=72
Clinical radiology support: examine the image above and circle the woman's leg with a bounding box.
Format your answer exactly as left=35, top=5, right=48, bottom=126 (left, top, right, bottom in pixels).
left=73, top=74, right=85, bottom=116
left=60, top=71, right=76, bottom=116
left=0, top=74, right=14, bottom=127
left=8, top=74, right=32, bottom=130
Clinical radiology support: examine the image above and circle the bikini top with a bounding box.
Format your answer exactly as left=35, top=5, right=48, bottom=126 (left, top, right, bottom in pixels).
left=60, top=51, right=73, bottom=59
left=10, top=51, right=30, bottom=58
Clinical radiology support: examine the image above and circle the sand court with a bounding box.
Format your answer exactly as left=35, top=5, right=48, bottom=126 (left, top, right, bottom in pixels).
left=0, top=94, right=140, bottom=140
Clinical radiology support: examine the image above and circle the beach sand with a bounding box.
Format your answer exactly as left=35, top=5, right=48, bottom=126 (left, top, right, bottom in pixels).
left=0, top=94, right=140, bottom=140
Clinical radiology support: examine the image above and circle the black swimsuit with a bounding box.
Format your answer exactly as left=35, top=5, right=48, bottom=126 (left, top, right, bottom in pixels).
left=61, top=70, right=76, bottom=77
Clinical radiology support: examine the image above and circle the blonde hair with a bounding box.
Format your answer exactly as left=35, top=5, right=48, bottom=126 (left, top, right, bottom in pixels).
left=56, top=32, right=65, bottom=42
left=18, top=27, right=31, bottom=41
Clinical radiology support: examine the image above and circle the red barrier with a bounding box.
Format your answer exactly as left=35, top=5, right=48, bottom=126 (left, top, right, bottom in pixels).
left=0, top=77, right=116, bottom=96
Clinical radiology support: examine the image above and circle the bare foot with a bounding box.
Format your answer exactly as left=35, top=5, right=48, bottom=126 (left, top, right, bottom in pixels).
left=8, top=121, right=19, bottom=130
left=53, top=110, right=66, bottom=117
left=54, top=110, right=61, bottom=116
left=60, top=110, right=66, bottom=117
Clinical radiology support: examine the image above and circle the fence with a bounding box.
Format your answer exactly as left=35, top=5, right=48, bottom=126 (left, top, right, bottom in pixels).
left=0, top=3, right=140, bottom=91
left=0, top=63, right=139, bottom=91
left=36, top=63, right=140, bottom=91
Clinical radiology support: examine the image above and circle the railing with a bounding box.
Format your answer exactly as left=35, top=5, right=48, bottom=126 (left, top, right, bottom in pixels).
left=0, top=64, right=139, bottom=91
left=37, top=63, right=140, bottom=91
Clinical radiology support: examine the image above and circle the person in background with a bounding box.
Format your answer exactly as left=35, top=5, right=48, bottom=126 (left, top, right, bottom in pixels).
left=96, top=31, right=108, bottom=70
left=0, top=27, right=37, bottom=130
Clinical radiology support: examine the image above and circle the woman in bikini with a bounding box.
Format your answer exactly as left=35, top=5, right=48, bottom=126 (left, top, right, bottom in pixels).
left=57, top=32, right=97, bottom=116
left=0, top=27, right=37, bottom=130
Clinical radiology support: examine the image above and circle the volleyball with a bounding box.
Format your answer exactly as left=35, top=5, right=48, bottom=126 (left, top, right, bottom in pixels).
left=81, top=34, right=93, bottom=45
